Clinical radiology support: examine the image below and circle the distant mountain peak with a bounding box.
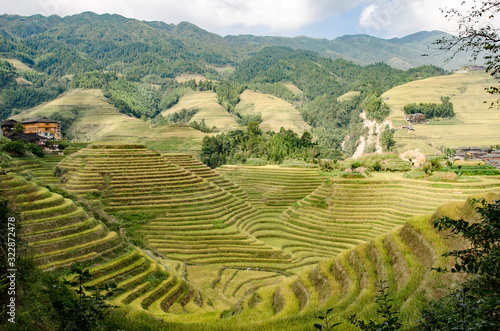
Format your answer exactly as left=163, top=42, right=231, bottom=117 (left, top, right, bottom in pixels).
left=388, top=30, right=450, bottom=44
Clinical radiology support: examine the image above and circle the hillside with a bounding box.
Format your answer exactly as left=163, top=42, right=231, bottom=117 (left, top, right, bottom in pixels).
left=161, top=91, right=240, bottom=131
left=225, top=30, right=471, bottom=70
left=382, top=71, right=500, bottom=153
left=235, top=90, right=310, bottom=134
left=12, top=89, right=207, bottom=153
left=5, top=146, right=500, bottom=328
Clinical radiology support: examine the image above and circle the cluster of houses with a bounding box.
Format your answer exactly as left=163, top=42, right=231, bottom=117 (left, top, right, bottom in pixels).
left=1, top=116, right=62, bottom=146
left=454, top=147, right=500, bottom=168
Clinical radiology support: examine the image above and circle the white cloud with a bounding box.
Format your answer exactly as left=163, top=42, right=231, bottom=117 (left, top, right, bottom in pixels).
left=357, top=0, right=465, bottom=37
left=3, top=0, right=368, bottom=34
left=2, top=0, right=479, bottom=38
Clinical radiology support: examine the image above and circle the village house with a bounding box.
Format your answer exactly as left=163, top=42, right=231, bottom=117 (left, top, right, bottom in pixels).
left=1, top=119, right=18, bottom=137
left=454, top=147, right=500, bottom=169
left=22, top=116, right=61, bottom=140
left=405, top=113, right=427, bottom=124
left=7, top=132, right=48, bottom=146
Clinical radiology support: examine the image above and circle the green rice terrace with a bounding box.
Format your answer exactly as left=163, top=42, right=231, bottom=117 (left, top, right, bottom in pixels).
left=4, top=143, right=500, bottom=329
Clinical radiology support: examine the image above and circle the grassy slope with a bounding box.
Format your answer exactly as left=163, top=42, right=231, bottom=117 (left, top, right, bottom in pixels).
left=382, top=71, right=500, bottom=152
left=1, top=57, right=35, bottom=72
left=236, top=90, right=311, bottom=134
left=161, top=91, right=240, bottom=131
left=8, top=149, right=500, bottom=328
left=12, top=89, right=207, bottom=153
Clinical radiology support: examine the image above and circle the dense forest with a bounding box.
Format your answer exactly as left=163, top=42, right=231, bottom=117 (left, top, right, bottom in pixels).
left=200, top=122, right=316, bottom=168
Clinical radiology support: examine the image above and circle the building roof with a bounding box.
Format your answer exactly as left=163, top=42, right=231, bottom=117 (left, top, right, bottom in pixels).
left=21, top=116, right=60, bottom=124
left=1, top=119, right=18, bottom=127
left=7, top=132, right=48, bottom=142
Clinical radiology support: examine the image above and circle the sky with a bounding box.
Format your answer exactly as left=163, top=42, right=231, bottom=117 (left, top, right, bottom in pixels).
left=0, top=0, right=466, bottom=39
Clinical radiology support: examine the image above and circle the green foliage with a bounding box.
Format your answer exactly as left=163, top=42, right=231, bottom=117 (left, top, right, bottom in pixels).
left=27, top=143, right=44, bottom=157
left=434, top=199, right=500, bottom=279
left=403, top=96, right=455, bottom=119
left=380, top=129, right=396, bottom=151
left=103, top=79, right=162, bottom=118
left=190, top=119, right=215, bottom=133
left=314, top=308, right=341, bottom=330
left=440, top=164, right=500, bottom=176
left=342, top=154, right=411, bottom=172
left=166, top=108, right=198, bottom=123
left=43, top=264, right=119, bottom=331
left=13, top=122, right=24, bottom=133
left=215, top=81, right=246, bottom=112
left=251, top=82, right=298, bottom=102
left=364, top=95, right=391, bottom=122
left=2, top=140, right=27, bottom=156
left=0, top=61, right=15, bottom=88
left=200, top=124, right=316, bottom=168
left=348, top=281, right=402, bottom=330
left=53, top=165, right=68, bottom=177
left=234, top=112, right=263, bottom=126
left=417, top=198, right=500, bottom=330
left=71, top=71, right=118, bottom=89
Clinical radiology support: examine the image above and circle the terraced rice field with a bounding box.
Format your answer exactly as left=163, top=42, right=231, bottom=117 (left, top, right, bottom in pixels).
left=217, top=164, right=324, bottom=214
left=161, top=91, right=240, bottom=131
left=10, top=143, right=499, bottom=327
left=0, top=172, right=216, bottom=316
left=12, top=89, right=207, bottom=153
left=235, top=90, right=311, bottom=134
left=227, top=204, right=465, bottom=330
left=382, top=71, right=500, bottom=151
left=57, top=145, right=293, bottom=269
left=244, top=175, right=500, bottom=271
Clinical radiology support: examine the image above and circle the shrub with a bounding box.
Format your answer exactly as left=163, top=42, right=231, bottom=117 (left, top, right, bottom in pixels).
left=3, top=140, right=26, bottom=156
left=417, top=198, right=500, bottom=330
left=348, top=281, right=402, bottom=330
left=27, top=143, right=44, bottom=157
left=43, top=264, right=119, bottom=331
left=53, top=165, right=68, bottom=177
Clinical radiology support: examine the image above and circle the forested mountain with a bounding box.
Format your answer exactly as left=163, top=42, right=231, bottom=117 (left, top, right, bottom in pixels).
left=226, top=30, right=471, bottom=70
left=0, top=12, right=449, bottom=155
left=231, top=46, right=447, bottom=150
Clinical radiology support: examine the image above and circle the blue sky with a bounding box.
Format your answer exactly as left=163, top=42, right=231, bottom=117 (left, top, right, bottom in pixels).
left=1, top=0, right=463, bottom=39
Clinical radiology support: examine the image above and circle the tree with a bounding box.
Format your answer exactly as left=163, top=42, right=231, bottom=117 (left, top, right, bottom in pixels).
left=43, top=264, right=119, bottom=331
left=417, top=198, right=500, bottom=329
left=435, top=1, right=500, bottom=101
left=380, top=129, right=396, bottom=151
left=13, top=122, right=24, bottom=134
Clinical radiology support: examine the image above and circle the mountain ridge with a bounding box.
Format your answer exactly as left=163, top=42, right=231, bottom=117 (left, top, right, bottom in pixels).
left=0, top=12, right=470, bottom=70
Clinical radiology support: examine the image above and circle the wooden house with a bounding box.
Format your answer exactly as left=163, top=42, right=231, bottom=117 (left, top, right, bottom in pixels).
left=406, top=113, right=426, bottom=123
left=21, top=116, right=61, bottom=140
left=1, top=119, right=18, bottom=137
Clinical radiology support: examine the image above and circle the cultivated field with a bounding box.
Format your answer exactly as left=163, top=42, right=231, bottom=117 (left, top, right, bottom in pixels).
left=12, top=89, right=207, bottom=153
left=235, top=90, right=311, bottom=134
left=1, top=57, right=35, bottom=71
left=382, top=71, right=500, bottom=152
left=337, top=91, right=360, bottom=102
left=161, top=91, right=240, bottom=131
left=6, top=145, right=500, bottom=328
left=0, top=172, right=210, bottom=317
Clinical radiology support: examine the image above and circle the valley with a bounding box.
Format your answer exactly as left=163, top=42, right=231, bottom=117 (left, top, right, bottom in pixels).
left=1, top=11, right=500, bottom=331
